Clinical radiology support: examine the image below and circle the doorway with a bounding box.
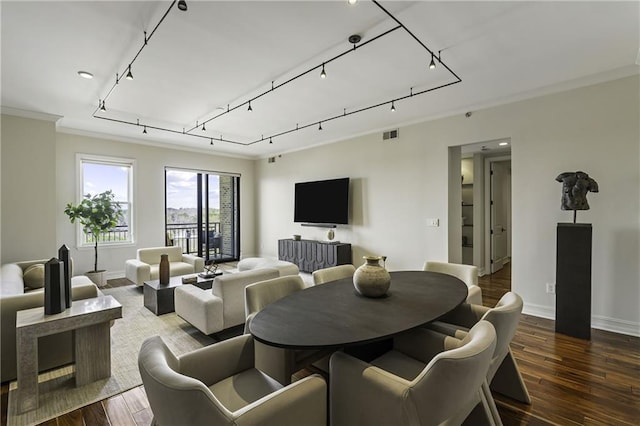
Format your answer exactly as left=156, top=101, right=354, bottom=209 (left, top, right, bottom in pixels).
left=165, top=168, right=240, bottom=263
left=451, top=140, right=512, bottom=284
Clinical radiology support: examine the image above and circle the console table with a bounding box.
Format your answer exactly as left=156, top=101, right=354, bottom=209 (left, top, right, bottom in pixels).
left=15, top=295, right=122, bottom=413
left=278, top=239, right=351, bottom=273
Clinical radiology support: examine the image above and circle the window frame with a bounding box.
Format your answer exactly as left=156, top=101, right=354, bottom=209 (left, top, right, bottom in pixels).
left=76, top=153, right=136, bottom=248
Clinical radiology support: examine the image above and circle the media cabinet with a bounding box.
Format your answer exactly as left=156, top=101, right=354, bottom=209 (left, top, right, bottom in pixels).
left=278, top=239, right=352, bottom=273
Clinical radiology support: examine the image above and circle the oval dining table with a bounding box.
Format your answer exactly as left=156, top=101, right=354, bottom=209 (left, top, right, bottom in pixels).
left=249, top=270, right=468, bottom=351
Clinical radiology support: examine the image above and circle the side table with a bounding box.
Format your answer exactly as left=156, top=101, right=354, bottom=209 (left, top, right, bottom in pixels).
left=15, top=295, right=122, bottom=413
left=144, top=274, right=215, bottom=315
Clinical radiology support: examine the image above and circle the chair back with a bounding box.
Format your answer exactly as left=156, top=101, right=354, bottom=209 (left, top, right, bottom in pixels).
left=411, top=321, right=496, bottom=426
left=312, top=264, right=356, bottom=285
left=244, top=275, right=305, bottom=332
left=138, top=336, right=229, bottom=425
left=138, top=246, right=183, bottom=264
left=481, top=291, right=523, bottom=381
left=423, top=261, right=478, bottom=287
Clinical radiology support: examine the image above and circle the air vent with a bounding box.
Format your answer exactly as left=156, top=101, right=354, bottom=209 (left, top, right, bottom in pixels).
left=383, top=129, right=399, bottom=140
left=267, top=157, right=276, bottom=163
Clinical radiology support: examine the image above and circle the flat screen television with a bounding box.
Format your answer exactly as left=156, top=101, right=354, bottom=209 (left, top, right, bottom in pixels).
left=294, top=177, right=349, bottom=225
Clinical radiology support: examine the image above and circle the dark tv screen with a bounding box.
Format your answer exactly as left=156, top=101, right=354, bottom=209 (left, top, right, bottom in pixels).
left=294, top=178, right=349, bottom=225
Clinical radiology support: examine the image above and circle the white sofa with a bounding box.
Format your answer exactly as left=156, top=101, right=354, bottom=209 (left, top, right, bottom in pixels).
left=0, top=259, right=101, bottom=382
left=174, top=267, right=289, bottom=335
left=125, top=246, right=204, bottom=286
left=237, top=257, right=300, bottom=276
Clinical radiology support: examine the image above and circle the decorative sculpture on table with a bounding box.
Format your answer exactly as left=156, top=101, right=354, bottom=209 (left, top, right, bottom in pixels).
left=199, top=259, right=222, bottom=278
left=58, top=244, right=72, bottom=307
left=159, top=254, right=170, bottom=285
left=44, top=258, right=66, bottom=314
left=555, top=171, right=599, bottom=223
left=353, top=255, right=391, bottom=298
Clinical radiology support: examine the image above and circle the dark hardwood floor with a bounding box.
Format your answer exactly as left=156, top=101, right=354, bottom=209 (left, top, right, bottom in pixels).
left=2, top=263, right=638, bottom=425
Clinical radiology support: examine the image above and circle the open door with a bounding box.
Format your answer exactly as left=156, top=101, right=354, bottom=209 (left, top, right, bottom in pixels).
left=490, top=161, right=511, bottom=273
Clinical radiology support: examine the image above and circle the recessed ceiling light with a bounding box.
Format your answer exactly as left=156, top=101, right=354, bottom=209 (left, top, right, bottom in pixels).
left=499, top=142, right=509, bottom=146
left=77, top=71, right=93, bottom=79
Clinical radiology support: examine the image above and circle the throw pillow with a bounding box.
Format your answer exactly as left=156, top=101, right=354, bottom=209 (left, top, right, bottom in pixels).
left=23, top=264, right=45, bottom=289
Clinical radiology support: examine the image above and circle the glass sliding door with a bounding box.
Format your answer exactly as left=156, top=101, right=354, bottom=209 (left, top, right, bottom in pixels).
left=165, top=168, right=239, bottom=263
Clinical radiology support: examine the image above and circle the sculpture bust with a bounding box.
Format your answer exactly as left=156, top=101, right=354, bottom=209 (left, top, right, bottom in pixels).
left=556, top=171, right=599, bottom=222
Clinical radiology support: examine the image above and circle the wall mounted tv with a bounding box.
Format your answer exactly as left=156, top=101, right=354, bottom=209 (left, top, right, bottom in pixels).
left=294, top=177, right=349, bottom=225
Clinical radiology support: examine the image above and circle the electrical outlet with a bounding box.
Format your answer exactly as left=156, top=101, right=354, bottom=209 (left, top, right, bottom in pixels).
left=546, top=283, right=556, bottom=294
left=427, top=218, right=440, bottom=227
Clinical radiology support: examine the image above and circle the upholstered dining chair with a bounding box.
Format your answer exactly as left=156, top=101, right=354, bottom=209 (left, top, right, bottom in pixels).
left=330, top=320, right=498, bottom=426
left=244, top=275, right=327, bottom=385
left=423, top=260, right=483, bottom=305
left=429, top=292, right=530, bottom=424
left=311, top=264, right=356, bottom=285
left=138, top=334, right=326, bottom=426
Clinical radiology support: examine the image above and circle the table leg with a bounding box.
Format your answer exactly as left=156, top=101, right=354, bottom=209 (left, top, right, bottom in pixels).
left=16, top=329, right=39, bottom=413
left=75, top=322, right=111, bottom=386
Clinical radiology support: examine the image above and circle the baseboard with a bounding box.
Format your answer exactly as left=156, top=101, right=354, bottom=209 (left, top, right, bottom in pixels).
left=523, top=302, right=640, bottom=337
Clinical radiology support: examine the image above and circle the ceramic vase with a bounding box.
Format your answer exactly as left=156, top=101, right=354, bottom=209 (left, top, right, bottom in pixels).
left=159, top=254, right=170, bottom=284
left=353, top=255, right=391, bottom=298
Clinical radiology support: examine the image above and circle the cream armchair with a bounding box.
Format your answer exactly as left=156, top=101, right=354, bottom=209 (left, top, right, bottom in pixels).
left=429, top=291, right=531, bottom=411
left=330, top=321, right=497, bottom=426
left=311, top=264, right=355, bottom=285
left=125, top=246, right=204, bottom=286
left=138, top=334, right=326, bottom=426
left=423, top=260, right=483, bottom=305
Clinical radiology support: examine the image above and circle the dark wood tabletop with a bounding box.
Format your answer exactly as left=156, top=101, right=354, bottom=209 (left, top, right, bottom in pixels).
left=249, top=270, right=468, bottom=350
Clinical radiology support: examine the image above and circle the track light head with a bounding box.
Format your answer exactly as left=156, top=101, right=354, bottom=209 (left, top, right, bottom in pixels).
left=210, top=138, right=213, bottom=145
left=320, top=64, right=326, bottom=79
left=319, top=122, right=323, bottom=130
left=391, top=101, right=396, bottom=112
left=177, top=0, right=187, bottom=11
left=269, top=137, right=273, bottom=144
left=248, top=101, right=253, bottom=112
left=143, top=126, right=147, bottom=134
left=202, top=123, right=206, bottom=131
left=126, top=66, right=133, bottom=80
left=429, top=54, right=436, bottom=70
left=100, top=101, right=106, bottom=111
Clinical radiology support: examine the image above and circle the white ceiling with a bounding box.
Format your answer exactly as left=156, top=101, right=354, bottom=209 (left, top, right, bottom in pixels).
left=2, top=1, right=638, bottom=159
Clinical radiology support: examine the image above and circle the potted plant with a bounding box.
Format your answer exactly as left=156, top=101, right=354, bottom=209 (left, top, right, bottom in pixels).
left=64, top=190, right=124, bottom=286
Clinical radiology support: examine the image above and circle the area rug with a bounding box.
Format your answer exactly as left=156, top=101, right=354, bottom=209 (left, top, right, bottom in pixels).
left=6, top=285, right=217, bottom=426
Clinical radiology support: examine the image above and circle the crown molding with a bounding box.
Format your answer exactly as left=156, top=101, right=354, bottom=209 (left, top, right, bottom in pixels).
left=1, top=107, right=62, bottom=122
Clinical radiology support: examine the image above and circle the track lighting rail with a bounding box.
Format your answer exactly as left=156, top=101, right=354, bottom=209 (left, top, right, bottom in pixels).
left=93, top=0, right=462, bottom=148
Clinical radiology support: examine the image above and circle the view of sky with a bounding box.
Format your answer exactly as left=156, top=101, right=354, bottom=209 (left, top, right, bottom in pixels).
left=166, top=169, right=220, bottom=209
left=83, top=164, right=220, bottom=209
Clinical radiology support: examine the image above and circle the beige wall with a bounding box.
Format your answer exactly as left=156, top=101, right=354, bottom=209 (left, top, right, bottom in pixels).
left=255, top=75, right=640, bottom=336
left=0, top=122, right=256, bottom=276
left=1, top=114, right=58, bottom=262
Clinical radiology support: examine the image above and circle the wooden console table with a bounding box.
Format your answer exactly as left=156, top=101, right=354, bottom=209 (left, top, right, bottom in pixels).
left=15, top=295, right=122, bottom=413
left=278, top=239, right=351, bottom=273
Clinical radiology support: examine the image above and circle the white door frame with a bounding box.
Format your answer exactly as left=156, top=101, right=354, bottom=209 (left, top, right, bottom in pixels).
left=484, top=155, right=512, bottom=275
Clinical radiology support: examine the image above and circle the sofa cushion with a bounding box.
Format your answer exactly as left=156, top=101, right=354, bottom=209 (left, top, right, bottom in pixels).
left=0, top=263, right=25, bottom=296
left=237, top=257, right=299, bottom=276
left=23, top=264, right=46, bottom=289
left=149, top=262, right=198, bottom=280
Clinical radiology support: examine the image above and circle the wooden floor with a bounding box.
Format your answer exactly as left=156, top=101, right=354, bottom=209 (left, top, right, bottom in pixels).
left=2, top=263, right=639, bottom=425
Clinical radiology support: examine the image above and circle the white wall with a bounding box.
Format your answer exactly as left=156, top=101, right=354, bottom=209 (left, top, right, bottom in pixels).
left=256, top=75, right=640, bottom=336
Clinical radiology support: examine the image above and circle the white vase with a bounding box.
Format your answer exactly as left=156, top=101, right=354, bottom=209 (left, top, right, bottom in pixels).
left=353, top=256, right=391, bottom=298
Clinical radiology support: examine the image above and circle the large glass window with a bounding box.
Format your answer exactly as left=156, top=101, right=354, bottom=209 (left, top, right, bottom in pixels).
left=78, top=154, right=134, bottom=246
left=165, top=168, right=240, bottom=263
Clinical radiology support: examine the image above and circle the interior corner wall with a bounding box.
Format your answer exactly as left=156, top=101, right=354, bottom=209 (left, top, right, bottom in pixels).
left=255, top=74, right=640, bottom=336
left=1, top=114, right=58, bottom=262
left=54, top=133, right=256, bottom=277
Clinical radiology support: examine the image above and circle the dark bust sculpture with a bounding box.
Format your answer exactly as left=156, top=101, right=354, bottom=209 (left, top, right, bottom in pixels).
left=556, top=171, right=599, bottom=222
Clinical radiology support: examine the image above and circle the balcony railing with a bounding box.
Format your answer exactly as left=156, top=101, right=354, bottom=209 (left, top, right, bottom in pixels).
left=85, top=225, right=129, bottom=243
left=166, top=222, right=222, bottom=256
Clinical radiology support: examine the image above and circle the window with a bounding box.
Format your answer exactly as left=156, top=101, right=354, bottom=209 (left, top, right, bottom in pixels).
left=77, top=154, right=134, bottom=246
left=165, top=168, right=240, bottom=262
